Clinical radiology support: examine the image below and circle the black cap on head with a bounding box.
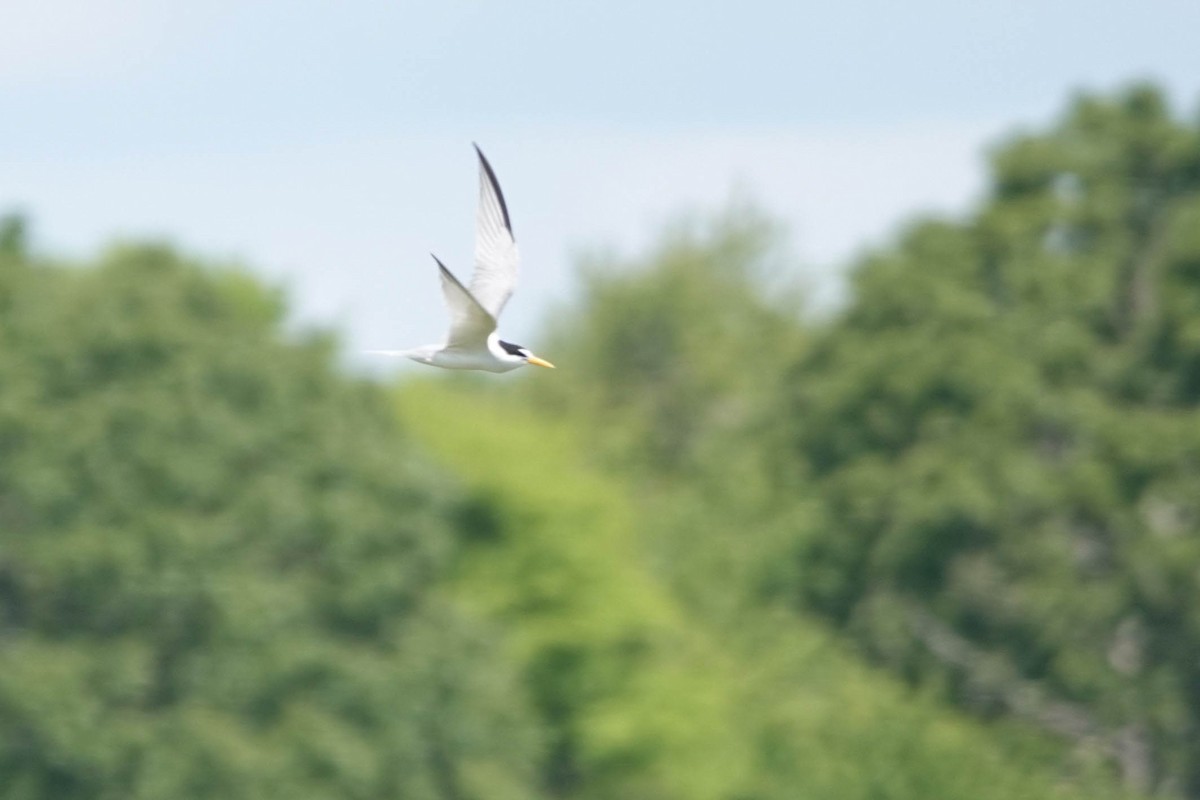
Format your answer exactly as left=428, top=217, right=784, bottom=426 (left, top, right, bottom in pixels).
left=498, top=340, right=526, bottom=357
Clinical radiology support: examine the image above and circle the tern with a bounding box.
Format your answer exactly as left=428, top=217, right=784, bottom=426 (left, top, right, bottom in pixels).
left=367, top=145, right=555, bottom=372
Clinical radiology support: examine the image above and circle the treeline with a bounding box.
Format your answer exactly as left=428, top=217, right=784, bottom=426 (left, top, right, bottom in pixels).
left=0, top=214, right=1128, bottom=800
left=787, top=85, right=1200, bottom=794
left=531, top=83, right=1200, bottom=795
left=398, top=378, right=1138, bottom=800
left=0, top=225, right=542, bottom=799
left=2, top=82, right=1197, bottom=799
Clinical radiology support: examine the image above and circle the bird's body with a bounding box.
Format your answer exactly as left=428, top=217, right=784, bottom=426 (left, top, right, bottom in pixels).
left=368, top=145, right=554, bottom=372
left=377, top=334, right=526, bottom=374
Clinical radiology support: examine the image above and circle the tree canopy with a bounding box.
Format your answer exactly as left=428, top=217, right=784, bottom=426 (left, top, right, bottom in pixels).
left=0, top=240, right=542, bottom=799
left=524, top=83, right=1200, bottom=797
left=782, top=84, right=1200, bottom=794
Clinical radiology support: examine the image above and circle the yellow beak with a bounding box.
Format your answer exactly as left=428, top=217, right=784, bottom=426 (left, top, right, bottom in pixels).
left=526, top=355, right=556, bottom=369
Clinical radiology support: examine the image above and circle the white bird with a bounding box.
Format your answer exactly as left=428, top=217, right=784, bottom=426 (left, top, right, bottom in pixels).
left=367, top=145, right=555, bottom=372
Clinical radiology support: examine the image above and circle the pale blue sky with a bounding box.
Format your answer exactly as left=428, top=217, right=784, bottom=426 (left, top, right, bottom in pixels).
left=3, top=1, right=1199, bottom=367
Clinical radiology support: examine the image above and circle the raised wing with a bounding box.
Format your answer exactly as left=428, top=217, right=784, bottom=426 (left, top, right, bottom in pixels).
left=470, top=144, right=521, bottom=319
left=433, top=254, right=496, bottom=348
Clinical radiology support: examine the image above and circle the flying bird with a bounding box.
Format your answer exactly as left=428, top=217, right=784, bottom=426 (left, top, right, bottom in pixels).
left=367, top=145, right=555, bottom=372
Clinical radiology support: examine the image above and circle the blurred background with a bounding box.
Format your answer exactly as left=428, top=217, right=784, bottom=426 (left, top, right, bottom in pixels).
left=3, top=2, right=1200, bottom=798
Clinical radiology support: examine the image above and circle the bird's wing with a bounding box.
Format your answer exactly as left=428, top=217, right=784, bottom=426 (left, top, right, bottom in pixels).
left=469, top=144, right=520, bottom=320
left=434, top=255, right=497, bottom=348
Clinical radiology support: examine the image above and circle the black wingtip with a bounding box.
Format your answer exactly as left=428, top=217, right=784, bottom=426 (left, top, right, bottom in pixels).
left=431, top=253, right=447, bottom=270
left=472, top=143, right=513, bottom=234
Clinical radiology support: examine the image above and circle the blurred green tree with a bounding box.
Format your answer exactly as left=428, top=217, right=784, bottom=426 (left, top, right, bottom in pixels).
left=538, top=204, right=804, bottom=477
left=0, top=214, right=27, bottom=259
left=783, top=84, right=1200, bottom=794
left=492, top=189, right=1141, bottom=797
left=399, top=381, right=1135, bottom=800
left=531, top=206, right=811, bottom=611
left=0, top=238, right=543, bottom=800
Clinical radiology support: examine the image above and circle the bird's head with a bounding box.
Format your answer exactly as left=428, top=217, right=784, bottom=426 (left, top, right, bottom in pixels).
left=498, top=340, right=555, bottom=369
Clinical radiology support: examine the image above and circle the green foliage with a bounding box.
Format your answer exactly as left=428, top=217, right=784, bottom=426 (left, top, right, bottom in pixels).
left=397, top=381, right=1134, bottom=800
left=537, top=205, right=805, bottom=477
left=0, top=241, right=543, bottom=799
left=531, top=207, right=811, bottom=612
left=398, top=380, right=747, bottom=800
left=0, top=214, right=27, bottom=260
left=488, top=103, right=1200, bottom=793
left=782, top=84, right=1200, bottom=794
